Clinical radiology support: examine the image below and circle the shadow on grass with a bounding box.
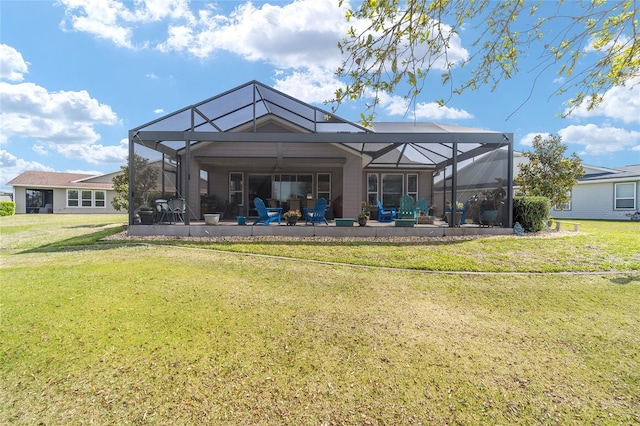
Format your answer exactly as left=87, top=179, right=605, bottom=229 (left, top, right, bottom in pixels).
left=158, top=238, right=474, bottom=249
left=19, top=225, right=128, bottom=254
left=610, top=274, right=640, bottom=285
left=65, top=223, right=123, bottom=229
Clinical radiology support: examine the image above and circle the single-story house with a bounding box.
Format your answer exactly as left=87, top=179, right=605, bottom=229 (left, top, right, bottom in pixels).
left=7, top=171, right=121, bottom=214
left=551, top=164, right=639, bottom=220
left=128, top=81, right=515, bottom=228
left=434, top=148, right=640, bottom=220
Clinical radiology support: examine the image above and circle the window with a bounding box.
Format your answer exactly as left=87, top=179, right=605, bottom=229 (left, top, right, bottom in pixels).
left=317, top=173, right=331, bottom=202
left=95, top=191, right=105, bottom=207
left=554, top=191, right=572, bottom=211
left=229, top=172, right=244, bottom=206
left=67, top=190, right=79, bottom=207
left=67, top=189, right=106, bottom=208
left=367, top=174, right=378, bottom=205
left=82, top=190, right=92, bottom=207
left=382, top=174, right=403, bottom=207
left=273, top=174, right=313, bottom=201
left=407, top=174, right=418, bottom=201
left=615, top=182, right=636, bottom=209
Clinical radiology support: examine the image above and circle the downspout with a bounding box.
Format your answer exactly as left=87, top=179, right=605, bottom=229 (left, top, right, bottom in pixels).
left=507, top=133, right=514, bottom=228
left=128, top=131, right=135, bottom=226
left=185, top=111, right=193, bottom=225
left=451, top=142, right=458, bottom=227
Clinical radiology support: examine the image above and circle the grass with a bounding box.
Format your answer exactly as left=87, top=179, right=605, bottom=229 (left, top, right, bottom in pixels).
left=1, top=215, right=639, bottom=424
left=167, top=220, right=640, bottom=273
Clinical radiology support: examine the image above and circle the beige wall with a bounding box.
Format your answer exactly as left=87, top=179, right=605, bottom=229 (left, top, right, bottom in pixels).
left=11, top=186, right=120, bottom=214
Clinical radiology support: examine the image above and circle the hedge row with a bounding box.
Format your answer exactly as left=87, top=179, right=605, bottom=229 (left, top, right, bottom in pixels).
left=0, top=201, right=15, bottom=216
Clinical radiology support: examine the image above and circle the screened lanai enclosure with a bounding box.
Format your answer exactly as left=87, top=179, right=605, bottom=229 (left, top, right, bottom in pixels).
left=128, top=81, right=514, bottom=229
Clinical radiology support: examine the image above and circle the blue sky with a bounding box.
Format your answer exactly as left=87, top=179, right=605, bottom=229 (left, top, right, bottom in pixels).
left=1, top=0, right=639, bottom=192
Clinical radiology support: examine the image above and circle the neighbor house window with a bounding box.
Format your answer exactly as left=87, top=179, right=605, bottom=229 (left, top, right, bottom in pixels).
left=229, top=172, right=244, bottom=206
left=367, top=174, right=378, bottom=205
left=67, top=190, right=79, bottom=207
left=407, top=174, right=418, bottom=201
left=67, top=189, right=106, bottom=208
left=615, top=182, right=636, bottom=209
left=554, top=191, right=572, bottom=211
left=382, top=174, right=403, bottom=207
left=95, top=191, right=105, bottom=207
left=317, top=173, right=331, bottom=202
left=82, top=190, right=92, bottom=207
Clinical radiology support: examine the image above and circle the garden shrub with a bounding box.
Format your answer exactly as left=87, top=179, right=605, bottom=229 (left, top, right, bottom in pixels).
left=0, top=201, right=15, bottom=216
left=513, top=196, right=549, bottom=232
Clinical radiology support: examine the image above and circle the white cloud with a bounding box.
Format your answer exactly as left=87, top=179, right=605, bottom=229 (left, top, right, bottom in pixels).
left=57, top=0, right=470, bottom=114
left=273, top=67, right=343, bottom=104
left=0, top=149, right=54, bottom=188
left=568, top=77, right=640, bottom=124
left=519, top=132, right=552, bottom=147
left=157, top=0, right=348, bottom=70
left=58, top=0, right=195, bottom=48
left=153, top=108, right=164, bottom=114
left=558, top=124, right=640, bottom=155
left=376, top=91, right=473, bottom=120
left=0, top=81, right=118, bottom=145
left=53, top=139, right=128, bottom=164
left=0, top=44, right=29, bottom=82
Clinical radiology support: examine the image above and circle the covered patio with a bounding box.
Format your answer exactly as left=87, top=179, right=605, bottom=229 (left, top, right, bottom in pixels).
left=127, top=81, right=514, bottom=236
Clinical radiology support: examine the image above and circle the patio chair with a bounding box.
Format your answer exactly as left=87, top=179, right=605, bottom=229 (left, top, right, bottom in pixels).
left=168, top=197, right=186, bottom=223
left=155, top=199, right=173, bottom=223
left=304, top=198, right=328, bottom=226
left=252, top=197, right=282, bottom=226
left=460, top=199, right=470, bottom=224
left=444, top=199, right=469, bottom=225
left=397, top=195, right=415, bottom=220
left=415, top=198, right=429, bottom=218
left=376, top=199, right=396, bottom=222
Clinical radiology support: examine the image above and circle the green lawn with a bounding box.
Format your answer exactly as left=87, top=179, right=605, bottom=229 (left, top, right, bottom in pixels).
left=1, top=215, right=639, bottom=425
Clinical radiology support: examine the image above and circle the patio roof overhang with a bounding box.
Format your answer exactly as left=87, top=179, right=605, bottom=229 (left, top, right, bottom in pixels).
left=131, top=129, right=511, bottom=170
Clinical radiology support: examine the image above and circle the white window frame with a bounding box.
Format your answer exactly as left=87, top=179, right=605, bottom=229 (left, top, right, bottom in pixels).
left=229, top=172, right=244, bottom=206
left=553, top=191, right=572, bottom=211
left=367, top=173, right=379, bottom=205
left=67, top=189, right=79, bottom=207
left=67, top=189, right=106, bottom=208
left=382, top=173, right=403, bottom=207
left=317, top=173, right=331, bottom=203
left=615, top=182, right=636, bottom=210
left=406, top=174, right=418, bottom=201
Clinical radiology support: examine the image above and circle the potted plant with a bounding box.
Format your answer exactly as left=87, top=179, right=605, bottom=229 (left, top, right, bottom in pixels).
left=138, top=206, right=155, bottom=225
left=283, top=209, right=302, bottom=225
left=444, top=201, right=463, bottom=226
left=358, top=212, right=369, bottom=226
left=477, top=178, right=506, bottom=226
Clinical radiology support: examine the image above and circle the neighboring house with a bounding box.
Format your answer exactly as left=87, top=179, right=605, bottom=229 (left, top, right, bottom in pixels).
left=434, top=148, right=640, bottom=220
left=128, top=81, right=515, bottom=227
left=551, top=164, right=640, bottom=220
left=7, top=171, right=120, bottom=214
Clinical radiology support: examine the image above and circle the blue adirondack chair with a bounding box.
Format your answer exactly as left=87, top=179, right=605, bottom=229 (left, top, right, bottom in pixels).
left=376, top=199, right=396, bottom=222
left=397, top=195, right=415, bottom=220
left=304, top=198, right=328, bottom=226
left=444, top=199, right=469, bottom=225
left=415, top=198, right=429, bottom=219
left=252, top=197, right=282, bottom=225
